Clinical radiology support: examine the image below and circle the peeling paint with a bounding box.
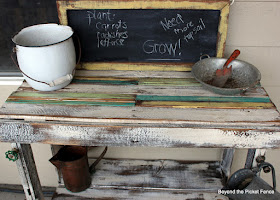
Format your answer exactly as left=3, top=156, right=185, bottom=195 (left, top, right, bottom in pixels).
left=36, top=124, right=280, bottom=148
left=0, top=123, right=43, bottom=143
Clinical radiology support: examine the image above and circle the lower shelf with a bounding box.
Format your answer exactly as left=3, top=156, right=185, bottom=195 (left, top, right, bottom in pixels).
left=52, top=159, right=228, bottom=200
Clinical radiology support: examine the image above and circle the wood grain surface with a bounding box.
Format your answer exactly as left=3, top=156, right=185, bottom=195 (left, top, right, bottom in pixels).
left=53, top=159, right=228, bottom=200
left=0, top=70, right=279, bottom=148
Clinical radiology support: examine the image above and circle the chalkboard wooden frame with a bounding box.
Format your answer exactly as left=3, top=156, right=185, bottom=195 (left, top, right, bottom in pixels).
left=57, top=0, right=229, bottom=71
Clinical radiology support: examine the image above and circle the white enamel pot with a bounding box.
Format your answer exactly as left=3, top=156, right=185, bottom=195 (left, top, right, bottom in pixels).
left=12, top=24, right=76, bottom=91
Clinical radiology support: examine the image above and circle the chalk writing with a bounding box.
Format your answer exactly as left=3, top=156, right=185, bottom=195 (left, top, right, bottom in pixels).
left=184, top=18, right=206, bottom=42
left=87, top=10, right=115, bottom=25
left=87, top=10, right=129, bottom=48
left=96, top=20, right=127, bottom=31
left=97, top=30, right=128, bottom=48
left=160, top=15, right=207, bottom=43
left=143, top=39, right=181, bottom=57
left=174, top=21, right=194, bottom=34
left=68, top=9, right=220, bottom=62
left=160, top=14, right=184, bottom=31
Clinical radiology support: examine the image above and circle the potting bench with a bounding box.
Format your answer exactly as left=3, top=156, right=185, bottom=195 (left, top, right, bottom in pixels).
left=1, top=69, right=280, bottom=199
left=1, top=0, right=280, bottom=199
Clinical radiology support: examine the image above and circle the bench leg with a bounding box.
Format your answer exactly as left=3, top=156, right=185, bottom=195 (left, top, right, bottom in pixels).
left=12, top=143, right=44, bottom=200
left=245, top=148, right=267, bottom=169
left=220, top=148, right=235, bottom=183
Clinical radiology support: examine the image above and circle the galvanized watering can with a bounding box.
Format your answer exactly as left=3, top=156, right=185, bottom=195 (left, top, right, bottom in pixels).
left=223, top=162, right=280, bottom=200
left=49, top=146, right=107, bottom=193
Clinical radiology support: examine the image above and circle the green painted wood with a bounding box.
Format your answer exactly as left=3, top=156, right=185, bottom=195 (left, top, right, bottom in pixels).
left=136, top=95, right=271, bottom=103
left=6, top=99, right=135, bottom=107
left=11, top=92, right=134, bottom=99
left=139, top=78, right=201, bottom=86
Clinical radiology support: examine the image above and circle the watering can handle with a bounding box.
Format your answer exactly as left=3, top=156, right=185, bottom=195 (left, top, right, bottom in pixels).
left=89, top=146, right=108, bottom=174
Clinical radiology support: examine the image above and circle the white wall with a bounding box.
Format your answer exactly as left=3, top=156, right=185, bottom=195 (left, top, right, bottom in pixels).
left=0, top=0, right=280, bottom=191
left=226, top=0, right=280, bottom=190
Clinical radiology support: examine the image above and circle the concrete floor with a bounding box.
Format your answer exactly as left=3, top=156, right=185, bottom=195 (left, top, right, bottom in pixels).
left=0, top=184, right=54, bottom=200
left=0, top=191, right=52, bottom=199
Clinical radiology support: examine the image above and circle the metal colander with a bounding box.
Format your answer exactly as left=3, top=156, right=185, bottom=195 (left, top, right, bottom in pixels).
left=191, top=56, right=261, bottom=95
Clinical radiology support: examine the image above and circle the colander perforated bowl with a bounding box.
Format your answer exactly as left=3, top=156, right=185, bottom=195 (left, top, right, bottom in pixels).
left=191, top=57, right=261, bottom=95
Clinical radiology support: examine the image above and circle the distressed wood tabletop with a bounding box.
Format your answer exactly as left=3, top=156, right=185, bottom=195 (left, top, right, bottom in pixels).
left=0, top=69, right=280, bottom=148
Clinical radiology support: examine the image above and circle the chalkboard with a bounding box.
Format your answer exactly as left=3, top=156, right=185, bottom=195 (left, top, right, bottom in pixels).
left=67, top=9, right=220, bottom=63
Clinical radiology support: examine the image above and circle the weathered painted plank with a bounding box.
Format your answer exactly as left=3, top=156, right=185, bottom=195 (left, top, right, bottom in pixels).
left=92, top=159, right=223, bottom=190
left=7, top=87, right=273, bottom=109
left=5, top=99, right=135, bottom=107
left=18, top=82, right=268, bottom=98
left=137, top=78, right=200, bottom=86
left=74, top=76, right=138, bottom=81
left=1, top=114, right=280, bottom=130
left=1, top=103, right=279, bottom=122
left=1, top=69, right=279, bottom=148
left=72, top=79, right=138, bottom=85
left=53, top=159, right=227, bottom=199
left=53, top=192, right=229, bottom=200
left=136, top=95, right=271, bottom=103
left=1, top=121, right=280, bottom=148
left=72, top=76, right=201, bottom=86
left=75, top=70, right=194, bottom=78
left=80, top=63, right=192, bottom=72
left=8, top=96, right=134, bottom=103
left=139, top=101, right=275, bottom=109
left=10, top=91, right=135, bottom=100
left=9, top=92, right=271, bottom=108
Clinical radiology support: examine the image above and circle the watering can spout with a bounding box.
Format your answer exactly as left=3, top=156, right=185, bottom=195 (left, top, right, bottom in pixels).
left=49, top=155, right=61, bottom=169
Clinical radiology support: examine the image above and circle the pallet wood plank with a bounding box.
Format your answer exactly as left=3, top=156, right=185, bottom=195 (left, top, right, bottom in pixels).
left=53, top=159, right=228, bottom=200
left=75, top=70, right=194, bottom=78
left=0, top=70, right=279, bottom=148
left=136, top=95, right=271, bottom=103
left=1, top=120, right=280, bottom=148
left=10, top=91, right=135, bottom=99
left=80, top=62, right=192, bottom=72
left=18, top=81, right=268, bottom=97
left=9, top=93, right=271, bottom=103
left=52, top=192, right=229, bottom=200
left=92, top=159, right=223, bottom=190
left=139, top=101, right=275, bottom=109
left=6, top=91, right=272, bottom=108
left=6, top=99, right=135, bottom=107
left=1, top=103, right=279, bottom=123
